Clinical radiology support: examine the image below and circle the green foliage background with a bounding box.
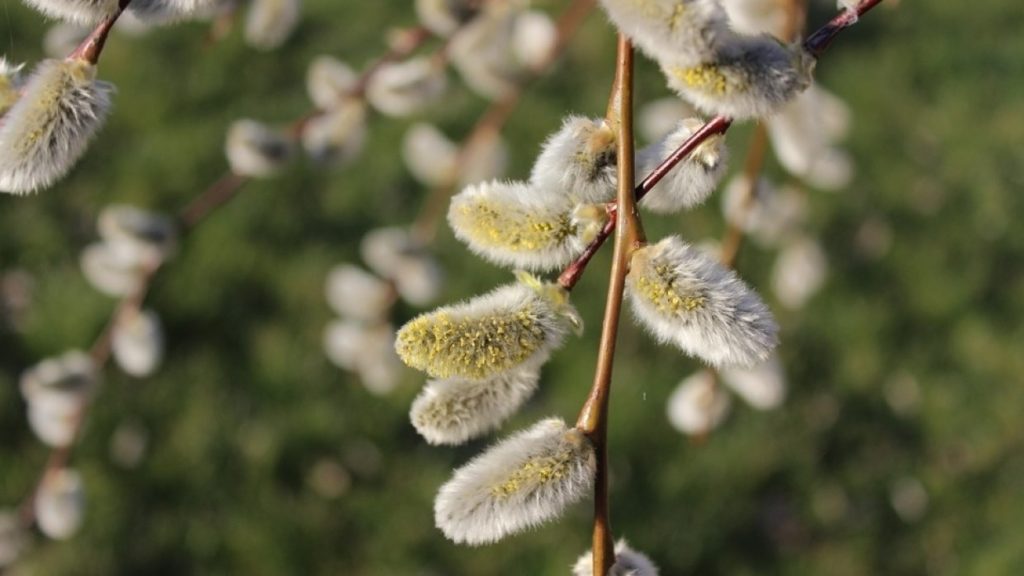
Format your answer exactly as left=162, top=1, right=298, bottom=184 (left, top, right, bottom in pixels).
left=2, top=1, right=1023, bottom=574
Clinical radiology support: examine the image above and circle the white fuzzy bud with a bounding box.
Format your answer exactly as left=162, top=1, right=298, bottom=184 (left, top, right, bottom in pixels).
left=415, top=0, right=481, bottom=37
left=719, top=353, right=785, bottom=410
left=531, top=116, right=618, bottom=204
left=449, top=8, right=523, bottom=99
left=323, top=321, right=403, bottom=395
left=80, top=241, right=148, bottom=297
left=512, top=10, right=557, bottom=71
left=637, top=97, right=697, bottom=143
left=0, top=58, right=113, bottom=195
left=639, top=118, right=728, bottom=213
left=627, top=236, right=778, bottom=367
left=766, top=84, right=853, bottom=190
left=111, top=308, right=164, bottom=377
left=359, top=227, right=444, bottom=306
left=402, top=122, right=459, bottom=188
left=721, top=176, right=807, bottom=247
left=306, top=56, right=357, bottom=110
left=97, top=204, right=178, bottom=264
left=302, top=99, right=367, bottom=166
left=410, top=366, right=540, bottom=445
left=366, top=57, right=447, bottom=118
left=434, top=418, right=595, bottom=545
left=35, top=469, right=86, bottom=541
left=244, top=0, right=301, bottom=51
left=129, top=0, right=218, bottom=22
left=449, top=180, right=607, bottom=271
left=666, top=370, right=731, bottom=435
left=0, top=511, right=28, bottom=568
left=771, top=235, right=827, bottom=310
left=324, top=264, right=395, bottom=323
left=225, top=119, right=293, bottom=178
left=573, top=539, right=661, bottom=576
left=20, top=351, right=94, bottom=447
left=396, top=272, right=580, bottom=381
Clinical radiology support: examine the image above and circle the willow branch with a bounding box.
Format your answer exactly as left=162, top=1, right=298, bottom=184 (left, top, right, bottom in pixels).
left=575, top=35, right=638, bottom=576
left=558, top=0, right=884, bottom=290
left=69, top=0, right=134, bottom=64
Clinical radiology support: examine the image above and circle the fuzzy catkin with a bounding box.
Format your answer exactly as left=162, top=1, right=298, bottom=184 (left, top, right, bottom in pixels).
left=597, top=0, right=728, bottom=66
left=448, top=180, right=607, bottom=271
left=573, top=539, right=661, bottom=576
left=410, top=367, right=540, bottom=445
left=395, top=274, right=580, bottom=381
left=661, top=36, right=814, bottom=119
left=0, top=59, right=113, bottom=195
left=627, top=236, right=778, bottom=367
left=22, top=0, right=214, bottom=25
left=530, top=115, right=618, bottom=203
left=639, top=118, right=728, bottom=213
left=434, top=418, right=595, bottom=545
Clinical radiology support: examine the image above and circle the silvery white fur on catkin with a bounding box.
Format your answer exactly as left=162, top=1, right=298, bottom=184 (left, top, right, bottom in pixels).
left=627, top=236, right=778, bottom=367
left=434, top=418, right=595, bottom=545
left=410, top=367, right=541, bottom=445
left=448, top=180, right=597, bottom=271
left=0, top=59, right=113, bottom=195
left=530, top=115, right=618, bottom=204
left=638, top=118, right=728, bottom=213
left=22, top=0, right=216, bottom=25
left=597, top=0, right=728, bottom=66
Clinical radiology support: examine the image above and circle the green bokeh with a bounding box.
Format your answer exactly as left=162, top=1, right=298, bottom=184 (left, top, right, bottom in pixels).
left=2, top=1, right=1023, bottom=574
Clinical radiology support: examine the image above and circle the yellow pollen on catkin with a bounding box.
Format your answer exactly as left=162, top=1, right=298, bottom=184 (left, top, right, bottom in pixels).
left=456, top=200, right=574, bottom=253
left=668, top=3, right=686, bottom=30
left=673, top=64, right=731, bottom=96
left=490, top=451, right=572, bottom=499
left=635, top=263, right=705, bottom=315
left=397, top=307, right=546, bottom=380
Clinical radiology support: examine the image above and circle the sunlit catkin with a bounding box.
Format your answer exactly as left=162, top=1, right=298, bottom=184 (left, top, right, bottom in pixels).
left=573, top=539, right=661, bottom=576
left=111, top=308, right=165, bottom=378
left=448, top=180, right=607, bottom=271
left=306, top=56, right=357, bottom=111
left=225, top=119, right=293, bottom=178
left=0, top=58, right=113, bottom=195
left=530, top=116, right=618, bottom=203
left=35, top=468, right=86, bottom=541
left=597, top=0, right=727, bottom=66
left=639, top=118, right=728, bottom=213
left=627, top=236, right=778, bottom=367
left=301, top=100, right=367, bottom=165
left=244, top=0, right=302, bottom=51
left=395, top=272, right=580, bottom=381
left=410, top=367, right=541, bottom=446
left=434, top=418, right=595, bottom=545
left=661, top=37, right=815, bottom=119
left=366, top=57, right=448, bottom=118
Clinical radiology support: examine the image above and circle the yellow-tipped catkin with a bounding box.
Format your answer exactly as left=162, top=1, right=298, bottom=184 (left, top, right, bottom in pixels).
left=410, top=366, right=540, bottom=446
left=448, top=180, right=608, bottom=271
left=434, top=418, right=595, bottom=545
left=627, top=236, right=778, bottom=367
left=395, top=273, right=580, bottom=381
left=663, top=38, right=814, bottom=119
left=0, top=58, right=113, bottom=195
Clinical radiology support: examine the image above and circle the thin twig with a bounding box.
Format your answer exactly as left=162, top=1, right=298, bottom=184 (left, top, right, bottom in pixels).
left=68, top=0, right=133, bottom=64
left=719, top=123, right=768, bottom=268
left=575, top=35, right=639, bottom=576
